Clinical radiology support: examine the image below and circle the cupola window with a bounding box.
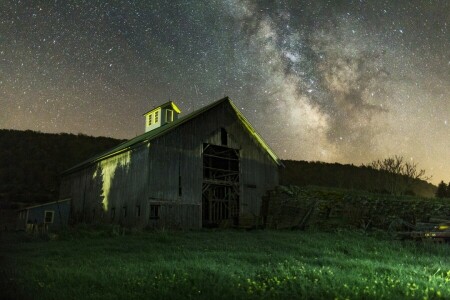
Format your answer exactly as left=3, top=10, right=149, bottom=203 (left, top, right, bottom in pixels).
left=166, top=109, right=174, bottom=123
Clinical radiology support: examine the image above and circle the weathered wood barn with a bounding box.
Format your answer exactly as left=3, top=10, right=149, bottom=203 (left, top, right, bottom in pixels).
left=60, top=97, right=282, bottom=229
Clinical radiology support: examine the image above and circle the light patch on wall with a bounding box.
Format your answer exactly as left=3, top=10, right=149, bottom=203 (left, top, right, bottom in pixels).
left=92, top=152, right=131, bottom=210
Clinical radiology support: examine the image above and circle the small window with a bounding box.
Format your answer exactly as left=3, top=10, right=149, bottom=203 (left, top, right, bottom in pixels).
left=221, top=128, right=228, bottom=146
left=155, top=111, right=159, bottom=123
left=135, top=205, right=141, bottom=217
left=111, top=207, right=116, bottom=220
left=44, top=211, right=54, bottom=223
left=166, top=109, right=173, bottom=123
left=122, top=206, right=127, bottom=218
left=150, top=205, right=160, bottom=220
left=148, top=113, right=153, bottom=125
left=178, top=175, right=182, bottom=197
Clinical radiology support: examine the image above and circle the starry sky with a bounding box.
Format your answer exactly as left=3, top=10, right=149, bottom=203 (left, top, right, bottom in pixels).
left=1, top=0, right=449, bottom=184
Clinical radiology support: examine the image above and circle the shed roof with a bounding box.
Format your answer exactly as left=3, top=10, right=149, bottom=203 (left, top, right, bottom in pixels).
left=18, top=199, right=71, bottom=211
left=63, top=97, right=282, bottom=174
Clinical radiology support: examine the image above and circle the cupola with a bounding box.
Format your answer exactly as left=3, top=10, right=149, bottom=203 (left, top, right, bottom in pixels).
left=143, top=101, right=181, bottom=132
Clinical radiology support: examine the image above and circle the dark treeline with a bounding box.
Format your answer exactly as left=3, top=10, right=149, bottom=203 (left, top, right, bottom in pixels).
left=0, top=129, right=124, bottom=208
left=435, top=181, right=450, bottom=198
left=280, top=160, right=436, bottom=198
left=0, top=130, right=438, bottom=209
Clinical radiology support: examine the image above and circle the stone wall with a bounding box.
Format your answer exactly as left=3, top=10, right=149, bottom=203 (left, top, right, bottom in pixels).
left=264, top=186, right=450, bottom=230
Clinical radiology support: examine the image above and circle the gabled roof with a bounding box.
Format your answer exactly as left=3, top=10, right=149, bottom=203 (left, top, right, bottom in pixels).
left=143, top=101, right=181, bottom=115
left=63, top=97, right=282, bottom=174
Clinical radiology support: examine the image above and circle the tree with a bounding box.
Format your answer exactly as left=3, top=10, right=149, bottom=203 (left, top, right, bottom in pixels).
left=368, top=155, right=431, bottom=195
left=435, top=181, right=448, bottom=198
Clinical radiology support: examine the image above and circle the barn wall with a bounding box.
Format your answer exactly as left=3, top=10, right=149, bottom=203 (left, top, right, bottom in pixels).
left=146, top=135, right=202, bottom=228
left=60, top=166, right=94, bottom=223
left=145, top=100, right=279, bottom=224
left=60, top=144, right=150, bottom=227
left=60, top=100, right=279, bottom=229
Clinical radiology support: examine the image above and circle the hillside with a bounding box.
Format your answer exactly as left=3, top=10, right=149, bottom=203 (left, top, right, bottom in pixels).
left=280, top=160, right=436, bottom=198
left=0, top=129, right=124, bottom=208
left=0, top=130, right=437, bottom=210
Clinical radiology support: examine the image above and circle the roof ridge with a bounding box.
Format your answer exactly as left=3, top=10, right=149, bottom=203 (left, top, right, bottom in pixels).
left=62, top=96, right=281, bottom=174
left=142, top=101, right=182, bottom=115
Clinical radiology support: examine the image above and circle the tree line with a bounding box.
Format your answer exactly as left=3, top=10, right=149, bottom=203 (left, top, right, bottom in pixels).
left=435, top=181, right=450, bottom=198
left=281, top=157, right=436, bottom=198
left=366, top=155, right=431, bottom=196
left=0, top=129, right=124, bottom=208
left=0, top=129, right=440, bottom=209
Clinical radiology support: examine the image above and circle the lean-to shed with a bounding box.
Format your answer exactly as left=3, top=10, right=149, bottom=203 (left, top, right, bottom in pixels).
left=59, top=97, right=282, bottom=228
left=16, top=199, right=70, bottom=231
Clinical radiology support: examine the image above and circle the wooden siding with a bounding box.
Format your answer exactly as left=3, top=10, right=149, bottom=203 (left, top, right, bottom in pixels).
left=16, top=200, right=70, bottom=231
left=60, top=100, right=279, bottom=228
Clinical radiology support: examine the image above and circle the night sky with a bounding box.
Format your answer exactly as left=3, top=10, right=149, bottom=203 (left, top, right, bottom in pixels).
left=1, top=1, right=449, bottom=184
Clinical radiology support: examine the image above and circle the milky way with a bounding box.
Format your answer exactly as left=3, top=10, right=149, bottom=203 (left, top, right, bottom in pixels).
left=1, top=0, right=449, bottom=184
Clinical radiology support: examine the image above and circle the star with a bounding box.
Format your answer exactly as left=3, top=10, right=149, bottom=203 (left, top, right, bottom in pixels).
left=0, top=0, right=448, bottom=184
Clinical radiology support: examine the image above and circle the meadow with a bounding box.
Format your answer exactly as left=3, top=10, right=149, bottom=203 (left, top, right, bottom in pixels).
left=1, top=228, right=449, bottom=299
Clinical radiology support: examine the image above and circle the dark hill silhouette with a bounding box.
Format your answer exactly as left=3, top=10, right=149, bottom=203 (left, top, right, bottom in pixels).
left=280, top=160, right=436, bottom=198
left=0, top=130, right=436, bottom=209
left=0, top=129, right=124, bottom=208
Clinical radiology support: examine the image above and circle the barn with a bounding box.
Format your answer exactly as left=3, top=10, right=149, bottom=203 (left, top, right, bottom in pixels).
left=59, top=97, right=282, bottom=229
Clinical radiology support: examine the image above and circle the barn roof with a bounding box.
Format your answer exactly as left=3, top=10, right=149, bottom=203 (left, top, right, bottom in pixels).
left=63, top=97, right=282, bottom=174
left=142, top=101, right=181, bottom=115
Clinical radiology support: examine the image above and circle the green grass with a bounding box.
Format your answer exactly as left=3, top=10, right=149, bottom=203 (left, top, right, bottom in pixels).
left=1, top=229, right=449, bottom=299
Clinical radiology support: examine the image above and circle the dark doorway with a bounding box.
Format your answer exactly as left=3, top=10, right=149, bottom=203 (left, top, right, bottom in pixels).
left=202, top=143, right=239, bottom=227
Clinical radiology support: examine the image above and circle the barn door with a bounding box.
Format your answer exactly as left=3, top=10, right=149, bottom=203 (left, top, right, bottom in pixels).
left=202, top=143, right=239, bottom=227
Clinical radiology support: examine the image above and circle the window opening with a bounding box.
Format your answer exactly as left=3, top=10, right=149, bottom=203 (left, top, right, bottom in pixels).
left=136, top=205, right=141, bottom=217
left=150, top=205, right=160, bottom=220
left=155, top=111, right=159, bottom=123
left=148, top=113, right=152, bottom=125
left=44, top=211, right=54, bottom=223
left=166, top=109, right=173, bottom=123
left=221, top=128, right=228, bottom=146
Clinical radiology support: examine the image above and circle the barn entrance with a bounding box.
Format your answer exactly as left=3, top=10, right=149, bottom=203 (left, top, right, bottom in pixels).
left=202, top=143, right=240, bottom=227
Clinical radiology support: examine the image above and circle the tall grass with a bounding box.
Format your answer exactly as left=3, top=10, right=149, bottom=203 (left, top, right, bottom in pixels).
left=1, top=229, right=449, bottom=299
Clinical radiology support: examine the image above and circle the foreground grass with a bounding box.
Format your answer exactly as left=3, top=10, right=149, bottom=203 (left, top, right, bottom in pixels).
left=1, top=229, right=449, bottom=299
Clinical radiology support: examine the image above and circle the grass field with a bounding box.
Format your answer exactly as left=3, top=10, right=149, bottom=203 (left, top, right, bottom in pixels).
left=1, top=228, right=449, bottom=299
